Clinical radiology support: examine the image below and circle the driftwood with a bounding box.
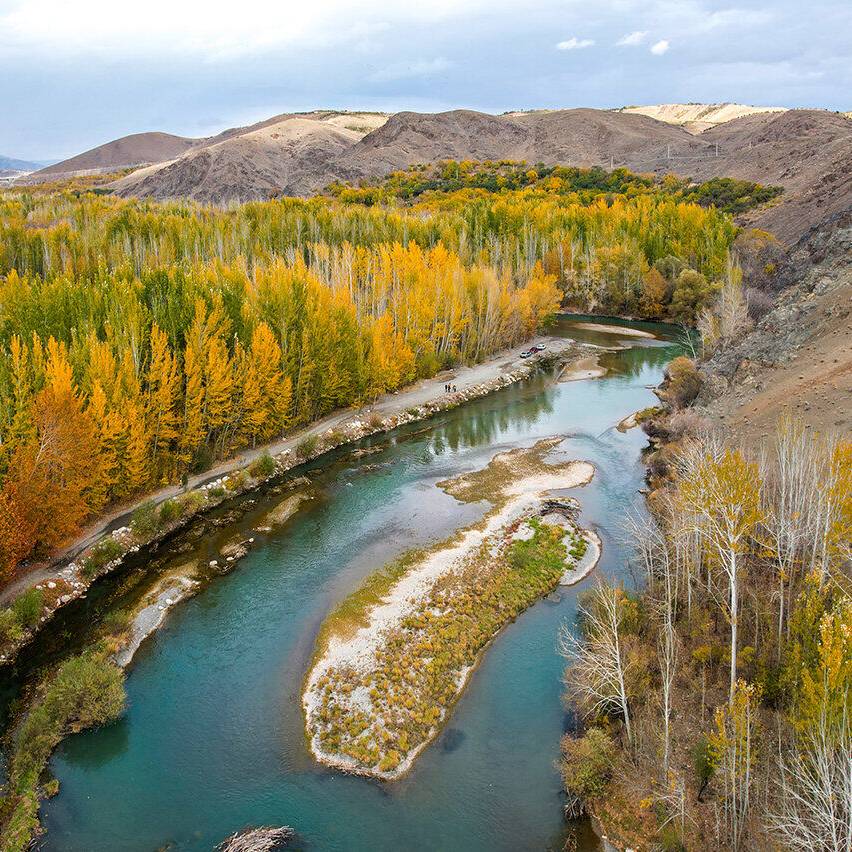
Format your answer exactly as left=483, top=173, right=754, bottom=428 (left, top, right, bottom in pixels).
left=216, top=825, right=294, bottom=852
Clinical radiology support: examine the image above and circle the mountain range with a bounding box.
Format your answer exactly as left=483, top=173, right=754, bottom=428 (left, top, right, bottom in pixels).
left=19, top=103, right=852, bottom=244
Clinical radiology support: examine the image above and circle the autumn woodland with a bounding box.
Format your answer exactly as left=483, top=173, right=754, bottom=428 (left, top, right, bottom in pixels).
left=0, top=166, right=740, bottom=574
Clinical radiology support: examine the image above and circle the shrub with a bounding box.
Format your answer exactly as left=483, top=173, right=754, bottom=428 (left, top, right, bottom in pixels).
left=101, top=609, right=131, bottom=636
left=158, top=498, right=181, bottom=526
left=560, top=728, right=616, bottom=816
left=130, top=500, right=158, bottom=538
left=12, top=589, right=44, bottom=628
left=177, top=491, right=206, bottom=515
left=209, top=485, right=226, bottom=499
left=12, top=652, right=125, bottom=793
left=249, top=452, right=276, bottom=479
left=745, top=287, right=774, bottom=321
left=0, top=608, right=24, bottom=644
left=691, top=733, right=714, bottom=800
left=296, top=434, right=318, bottom=460
left=367, top=413, right=384, bottom=429
left=226, top=469, right=248, bottom=491
left=666, top=409, right=710, bottom=441
left=669, top=269, right=719, bottom=324
left=82, top=537, right=124, bottom=579
left=664, top=357, right=702, bottom=408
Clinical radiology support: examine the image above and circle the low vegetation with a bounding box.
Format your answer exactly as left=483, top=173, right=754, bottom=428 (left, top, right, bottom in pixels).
left=559, top=420, right=851, bottom=850
left=0, top=651, right=125, bottom=851
left=81, top=537, right=124, bottom=578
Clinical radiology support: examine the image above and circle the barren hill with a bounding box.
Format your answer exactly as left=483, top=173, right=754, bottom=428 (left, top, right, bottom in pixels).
left=34, top=132, right=200, bottom=178
left=684, top=110, right=852, bottom=242
left=619, top=102, right=786, bottom=134
left=112, top=117, right=363, bottom=204
left=337, top=108, right=705, bottom=182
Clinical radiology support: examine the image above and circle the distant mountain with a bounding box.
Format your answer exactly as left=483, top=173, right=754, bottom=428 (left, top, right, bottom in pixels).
left=0, top=154, right=47, bottom=172
left=113, top=108, right=710, bottom=205
left=111, top=116, right=369, bottom=204
left=33, top=132, right=201, bottom=177
left=617, top=103, right=786, bottom=134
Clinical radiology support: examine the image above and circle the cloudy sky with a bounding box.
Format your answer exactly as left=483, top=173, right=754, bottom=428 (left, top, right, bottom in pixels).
left=2, top=0, right=850, bottom=161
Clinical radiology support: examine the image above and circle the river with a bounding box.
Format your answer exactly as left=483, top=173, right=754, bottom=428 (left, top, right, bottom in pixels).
left=8, top=316, right=684, bottom=851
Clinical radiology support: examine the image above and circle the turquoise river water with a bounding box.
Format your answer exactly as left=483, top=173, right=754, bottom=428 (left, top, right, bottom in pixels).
left=3, top=316, right=683, bottom=851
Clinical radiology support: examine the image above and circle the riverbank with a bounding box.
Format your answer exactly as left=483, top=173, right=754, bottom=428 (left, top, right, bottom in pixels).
left=303, top=438, right=597, bottom=780
left=19, top=314, right=684, bottom=852
left=0, top=336, right=592, bottom=667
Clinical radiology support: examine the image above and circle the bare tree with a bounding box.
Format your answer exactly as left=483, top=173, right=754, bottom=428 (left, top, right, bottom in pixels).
left=760, top=417, right=821, bottom=648
left=560, top=582, right=634, bottom=748
left=626, top=509, right=679, bottom=776
left=769, top=718, right=852, bottom=851
left=677, top=443, right=763, bottom=703
left=716, top=271, right=752, bottom=343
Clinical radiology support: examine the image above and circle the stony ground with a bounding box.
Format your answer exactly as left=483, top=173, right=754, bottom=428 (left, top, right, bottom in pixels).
left=698, top=211, right=852, bottom=444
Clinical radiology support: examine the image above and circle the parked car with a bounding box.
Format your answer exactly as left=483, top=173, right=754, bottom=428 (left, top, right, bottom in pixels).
left=520, top=350, right=532, bottom=358
left=531, top=344, right=546, bottom=352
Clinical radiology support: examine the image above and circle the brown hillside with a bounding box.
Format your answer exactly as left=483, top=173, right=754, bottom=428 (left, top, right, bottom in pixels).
left=112, top=118, right=361, bottom=204
left=34, top=132, right=199, bottom=177
left=100, top=107, right=851, bottom=246
left=690, top=110, right=852, bottom=242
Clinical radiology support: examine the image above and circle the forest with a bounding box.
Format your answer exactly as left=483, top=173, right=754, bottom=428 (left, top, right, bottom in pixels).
left=560, top=405, right=851, bottom=850
left=0, top=169, right=742, bottom=575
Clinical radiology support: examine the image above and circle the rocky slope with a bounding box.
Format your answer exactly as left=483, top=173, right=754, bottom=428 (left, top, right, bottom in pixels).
left=697, top=208, right=852, bottom=442
left=688, top=110, right=852, bottom=242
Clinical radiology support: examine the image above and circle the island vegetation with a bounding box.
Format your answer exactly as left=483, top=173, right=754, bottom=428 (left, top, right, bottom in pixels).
left=304, top=439, right=596, bottom=777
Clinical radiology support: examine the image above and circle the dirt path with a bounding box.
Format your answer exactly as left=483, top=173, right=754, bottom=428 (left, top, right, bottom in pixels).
left=0, top=335, right=563, bottom=605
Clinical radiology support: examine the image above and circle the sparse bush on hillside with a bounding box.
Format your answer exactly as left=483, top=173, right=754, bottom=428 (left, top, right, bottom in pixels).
left=664, top=357, right=703, bottom=408
left=745, top=287, right=774, bottom=321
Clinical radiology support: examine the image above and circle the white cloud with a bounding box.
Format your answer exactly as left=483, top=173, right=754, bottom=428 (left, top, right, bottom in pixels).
left=556, top=37, right=595, bottom=50
left=650, top=39, right=670, bottom=55
left=617, top=30, right=648, bottom=46
left=0, top=0, right=503, bottom=59
left=370, top=57, right=453, bottom=82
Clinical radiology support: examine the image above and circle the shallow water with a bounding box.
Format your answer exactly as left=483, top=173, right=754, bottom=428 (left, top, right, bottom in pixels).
left=22, top=316, right=682, bottom=851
